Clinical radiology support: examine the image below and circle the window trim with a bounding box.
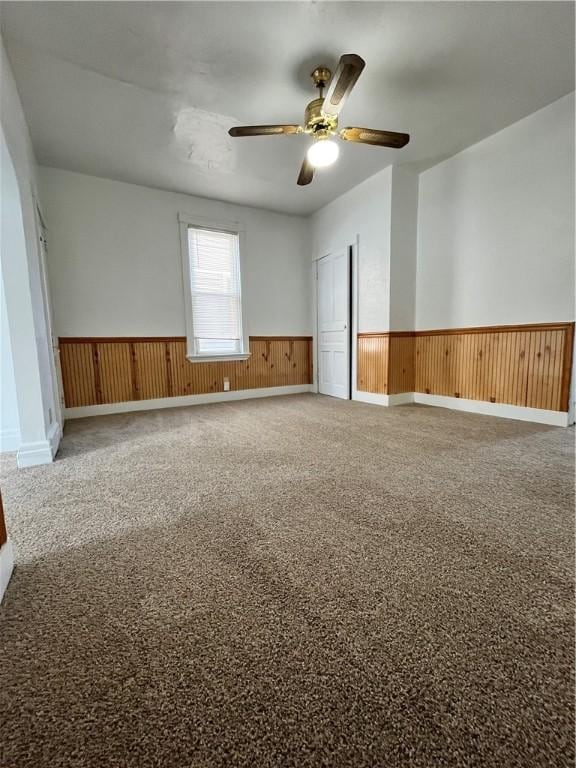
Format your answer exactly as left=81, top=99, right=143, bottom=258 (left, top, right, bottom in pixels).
left=178, top=212, right=250, bottom=363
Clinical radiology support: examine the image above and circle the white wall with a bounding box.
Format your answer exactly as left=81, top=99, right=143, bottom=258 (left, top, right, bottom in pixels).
left=416, top=92, right=575, bottom=329
left=389, top=167, right=418, bottom=331
left=0, top=273, right=20, bottom=451
left=311, top=167, right=393, bottom=332
left=39, top=168, right=311, bottom=338
left=1, top=36, right=61, bottom=465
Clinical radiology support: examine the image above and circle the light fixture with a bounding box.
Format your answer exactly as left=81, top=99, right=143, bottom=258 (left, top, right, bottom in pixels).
left=307, top=138, right=339, bottom=168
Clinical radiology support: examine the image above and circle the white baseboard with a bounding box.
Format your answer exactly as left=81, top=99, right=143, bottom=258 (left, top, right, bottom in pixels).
left=353, top=391, right=414, bottom=407
left=413, top=393, right=569, bottom=427
left=47, top=420, right=61, bottom=458
left=0, top=539, right=14, bottom=604
left=0, top=427, right=20, bottom=453
left=354, top=390, right=569, bottom=426
left=353, top=391, right=391, bottom=406
left=15, top=420, right=61, bottom=469
left=64, top=384, right=315, bottom=419
left=17, top=438, right=54, bottom=468
left=388, top=393, right=415, bottom=406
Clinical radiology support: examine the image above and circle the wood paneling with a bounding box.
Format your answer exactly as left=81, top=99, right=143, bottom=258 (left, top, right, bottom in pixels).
left=60, top=343, right=97, bottom=408
left=357, top=333, right=416, bottom=395
left=97, top=343, right=133, bottom=404
left=60, top=325, right=573, bottom=412
left=358, top=323, right=574, bottom=412
left=357, top=335, right=390, bottom=394
left=0, top=489, right=7, bottom=548
left=60, top=336, right=313, bottom=408
left=388, top=335, right=416, bottom=395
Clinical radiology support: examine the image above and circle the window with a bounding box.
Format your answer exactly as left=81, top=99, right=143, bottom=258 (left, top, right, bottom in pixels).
left=180, top=215, right=249, bottom=361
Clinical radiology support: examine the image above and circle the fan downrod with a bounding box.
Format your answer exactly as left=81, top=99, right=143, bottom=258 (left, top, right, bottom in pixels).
left=310, top=67, right=332, bottom=90
left=306, top=66, right=337, bottom=136
left=311, top=66, right=332, bottom=95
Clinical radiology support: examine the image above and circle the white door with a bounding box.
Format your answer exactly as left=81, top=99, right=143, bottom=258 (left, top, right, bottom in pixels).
left=317, top=248, right=350, bottom=399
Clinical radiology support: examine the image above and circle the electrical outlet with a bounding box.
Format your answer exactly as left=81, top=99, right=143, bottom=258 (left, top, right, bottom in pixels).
left=223, top=377, right=230, bottom=392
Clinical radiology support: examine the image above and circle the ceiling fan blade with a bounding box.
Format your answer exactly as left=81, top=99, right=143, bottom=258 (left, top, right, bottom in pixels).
left=321, top=54, right=365, bottom=118
left=228, top=125, right=301, bottom=137
left=297, top=156, right=314, bottom=186
left=340, top=127, right=410, bottom=148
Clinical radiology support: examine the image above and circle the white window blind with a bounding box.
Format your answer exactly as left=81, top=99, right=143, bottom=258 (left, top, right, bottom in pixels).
left=187, top=226, right=244, bottom=356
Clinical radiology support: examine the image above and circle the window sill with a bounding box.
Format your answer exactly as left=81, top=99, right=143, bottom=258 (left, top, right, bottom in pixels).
left=186, top=353, right=251, bottom=363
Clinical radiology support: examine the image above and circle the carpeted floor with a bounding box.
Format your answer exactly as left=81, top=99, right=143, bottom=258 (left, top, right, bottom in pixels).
left=0, top=394, right=574, bottom=768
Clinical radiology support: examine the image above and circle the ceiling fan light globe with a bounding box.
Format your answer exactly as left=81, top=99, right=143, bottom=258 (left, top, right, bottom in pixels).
left=307, top=139, right=339, bottom=168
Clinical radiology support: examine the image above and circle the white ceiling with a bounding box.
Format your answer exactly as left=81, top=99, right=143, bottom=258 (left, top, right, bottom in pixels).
left=1, top=2, right=574, bottom=215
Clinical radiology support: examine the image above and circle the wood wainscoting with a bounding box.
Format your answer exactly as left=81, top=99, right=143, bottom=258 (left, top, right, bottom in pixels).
left=0, top=486, right=14, bottom=605
left=0, top=490, right=7, bottom=549
left=60, top=336, right=312, bottom=408
left=357, top=333, right=416, bottom=396
left=358, top=322, right=574, bottom=412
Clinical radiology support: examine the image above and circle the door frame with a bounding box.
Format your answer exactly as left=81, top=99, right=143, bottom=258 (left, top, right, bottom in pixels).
left=312, top=237, right=358, bottom=399
left=33, top=198, right=65, bottom=431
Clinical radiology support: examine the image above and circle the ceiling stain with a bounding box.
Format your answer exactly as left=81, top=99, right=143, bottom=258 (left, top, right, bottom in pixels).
left=172, top=107, right=236, bottom=173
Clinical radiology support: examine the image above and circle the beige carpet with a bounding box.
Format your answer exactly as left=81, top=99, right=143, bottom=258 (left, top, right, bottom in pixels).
left=0, top=394, right=574, bottom=768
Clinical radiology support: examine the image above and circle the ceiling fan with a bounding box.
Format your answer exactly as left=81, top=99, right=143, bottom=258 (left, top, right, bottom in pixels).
left=228, top=54, right=410, bottom=186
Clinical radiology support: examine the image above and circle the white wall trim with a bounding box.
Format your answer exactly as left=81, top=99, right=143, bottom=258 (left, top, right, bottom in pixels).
left=350, top=237, right=360, bottom=402
left=47, top=419, right=61, bottom=458
left=15, top=420, right=59, bottom=467
left=568, top=331, right=576, bottom=426
left=413, top=393, right=569, bottom=427
left=185, top=353, right=251, bottom=363
left=388, top=393, right=415, bottom=406
left=353, top=389, right=568, bottom=425
left=354, top=391, right=391, bottom=406
left=64, top=384, right=314, bottom=419
left=0, top=428, right=20, bottom=453
left=178, top=212, right=249, bottom=361
left=16, top=438, right=54, bottom=468
left=353, top=391, right=414, bottom=407
left=311, top=258, right=319, bottom=393
left=0, top=539, right=15, bottom=603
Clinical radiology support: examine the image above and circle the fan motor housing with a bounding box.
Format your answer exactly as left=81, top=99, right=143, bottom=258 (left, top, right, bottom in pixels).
left=304, top=98, right=337, bottom=136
